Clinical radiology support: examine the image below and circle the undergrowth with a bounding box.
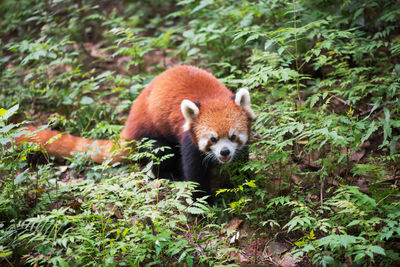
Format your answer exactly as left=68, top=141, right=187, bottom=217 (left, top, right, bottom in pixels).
left=1, top=0, right=400, bottom=265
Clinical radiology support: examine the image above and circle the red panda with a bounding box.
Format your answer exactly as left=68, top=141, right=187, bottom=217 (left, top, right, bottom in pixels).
left=16, top=65, right=255, bottom=197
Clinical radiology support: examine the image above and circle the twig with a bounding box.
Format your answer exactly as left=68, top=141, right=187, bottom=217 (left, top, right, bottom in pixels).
left=320, top=177, right=324, bottom=206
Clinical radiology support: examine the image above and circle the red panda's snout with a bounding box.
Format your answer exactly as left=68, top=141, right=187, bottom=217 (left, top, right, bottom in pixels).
left=198, top=130, right=248, bottom=163
left=210, top=139, right=238, bottom=163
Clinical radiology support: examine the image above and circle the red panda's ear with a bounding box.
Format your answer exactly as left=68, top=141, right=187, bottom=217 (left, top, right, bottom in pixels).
left=181, top=99, right=200, bottom=131
left=235, top=88, right=256, bottom=120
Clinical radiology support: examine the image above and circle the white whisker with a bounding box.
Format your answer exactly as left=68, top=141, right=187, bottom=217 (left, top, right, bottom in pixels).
left=202, top=152, right=216, bottom=167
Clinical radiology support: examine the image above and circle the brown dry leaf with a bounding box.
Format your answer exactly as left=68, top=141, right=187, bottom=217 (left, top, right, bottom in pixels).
left=357, top=179, right=369, bottom=193
left=358, top=141, right=370, bottom=148
left=350, top=149, right=366, bottom=163
left=116, top=56, right=131, bottom=65
left=58, top=165, right=68, bottom=173
left=306, top=193, right=319, bottom=203
left=91, top=204, right=98, bottom=213
left=84, top=42, right=109, bottom=59
left=300, top=150, right=322, bottom=170
left=290, top=174, right=303, bottom=185
left=130, top=216, right=139, bottom=226
left=113, top=209, right=123, bottom=219
left=306, top=150, right=321, bottom=164
left=238, top=253, right=251, bottom=264
left=326, top=177, right=339, bottom=186
left=149, top=179, right=163, bottom=190
left=226, top=218, right=243, bottom=230
left=265, top=241, right=289, bottom=258
left=142, top=49, right=179, bottom=71
left=227, top=251, right=250, bottom=264
left=106, top=203, right=124, bottom=219
left=225, top=218, right=243, bottom=244
left=61, top=177, right=84, bottom=186
left=279, top=252, right=301, bottom=267
left=68, top=199, right=83, bottom=209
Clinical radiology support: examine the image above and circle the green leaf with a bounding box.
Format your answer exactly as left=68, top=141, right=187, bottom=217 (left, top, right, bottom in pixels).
left=186, top=255, right=194, bottom=267
left=347, top=220, right=360, bottom=228
left=178, top=251, right=186, bottom=262
left=1, top=104, right=19, bottom=120
left=370, top=245, right=385, bottom=256
left=309, top=94, right=320, bottom=108
left=360, top=121, right=378, bottom=144
left=14, top=169, right=29, bottom=185
left=354, top=252, right=366, bottom=262
left=186, top=207, right=206, bottom=215
left=80, top=96, right=94, bottom=105
left=320, top=255, right=336, bottom=267
left=191, top=0, right=213, bottom=14
left=187, top=47, right=200, bottom=56
left=0, top=124, right=15, bottom=133
left=58, top=259, right=70, bottom=267
left=247, top=180, right=256, bottom=188
left=0, top=251, right=12, bottom=258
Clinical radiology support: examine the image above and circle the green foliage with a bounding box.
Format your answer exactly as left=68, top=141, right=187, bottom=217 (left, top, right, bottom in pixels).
left=287, top=186, right=400, bottom=265
left=1, top=0, right=400, bottom=265
left=11, top=176, right=218, bottom=266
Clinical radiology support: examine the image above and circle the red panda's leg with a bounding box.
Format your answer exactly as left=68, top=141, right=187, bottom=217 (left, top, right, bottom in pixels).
left=180, top=133, right=212, bottom=202
left=148, top=138, right=182, bottom=180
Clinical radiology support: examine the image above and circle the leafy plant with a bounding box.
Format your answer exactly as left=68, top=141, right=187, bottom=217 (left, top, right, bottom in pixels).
left=1, top=0, right=400, bottom=265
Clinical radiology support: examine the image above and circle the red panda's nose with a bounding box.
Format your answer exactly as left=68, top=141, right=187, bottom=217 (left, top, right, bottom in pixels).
left=220, top=147, right=230, bottom=156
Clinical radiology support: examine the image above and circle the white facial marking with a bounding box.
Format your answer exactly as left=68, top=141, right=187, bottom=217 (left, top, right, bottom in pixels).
left=198, top=138, right=208, bottom=151
left=238, top=133, right=248, bottom=144
left=198, top=131, right=218, bottom=152
left=229, top=129, right=235, bottom=137
left=210, top=138, right=238, bottom=163
left=229, top=129, right=248, bottom=145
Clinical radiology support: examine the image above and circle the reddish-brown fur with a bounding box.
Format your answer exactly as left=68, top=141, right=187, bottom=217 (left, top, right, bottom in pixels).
left=15, top=126, right=126, bottom=163
left=16, top=65, right=249, bottom=163
left=121, top=65, right=236, bottom=140
left=192, top=99, right=250, bottom=149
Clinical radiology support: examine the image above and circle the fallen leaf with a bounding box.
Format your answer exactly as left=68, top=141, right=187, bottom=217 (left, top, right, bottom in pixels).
left=228, top=251, right=250, bottom=264
left=84, top=42, right=109, bottom=59
left=306, top=194, right=319, bottom=202
left=358, top=141, right=370, bottom=148
left=229, top=231, right=240, bottom=244
left=350, top=149, right=366, bottom=163
left=58, top=165, right=68, bottom=173
left=68, top=199, right=83, bottom=209
left=290, top=174, right=303, bottom=185
left=279, top=252, right=301, bottom=267
left=226, top=218, right=243, bottom=230
left=357, top=179, right=369, bottom=193
left=106, top=203, right=124, bottom=219
left=238, top=253, right=251, bottom=264
left=265, top=241, right=289, bottom=257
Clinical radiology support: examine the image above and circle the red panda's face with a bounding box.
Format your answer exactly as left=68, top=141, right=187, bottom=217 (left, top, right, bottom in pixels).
left=195, top=121, right=248, bottom=163
left=181, top=88, right=255, bottom=163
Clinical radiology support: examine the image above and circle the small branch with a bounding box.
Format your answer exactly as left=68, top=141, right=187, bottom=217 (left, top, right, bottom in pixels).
left=320, top=177, right=324, bottom=206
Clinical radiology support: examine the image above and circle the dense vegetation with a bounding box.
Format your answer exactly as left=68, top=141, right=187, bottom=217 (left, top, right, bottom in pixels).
left=1, top=0, right=400, bottom=265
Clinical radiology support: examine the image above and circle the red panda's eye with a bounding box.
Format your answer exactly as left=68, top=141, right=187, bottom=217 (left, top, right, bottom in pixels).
left=230, top=134, right=237, bottom=141
left=210, top=137, right=218, bottom=143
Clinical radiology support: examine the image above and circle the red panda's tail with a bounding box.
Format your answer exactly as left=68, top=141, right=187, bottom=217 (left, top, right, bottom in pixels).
left=15, top=126, right=129, bottom=163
